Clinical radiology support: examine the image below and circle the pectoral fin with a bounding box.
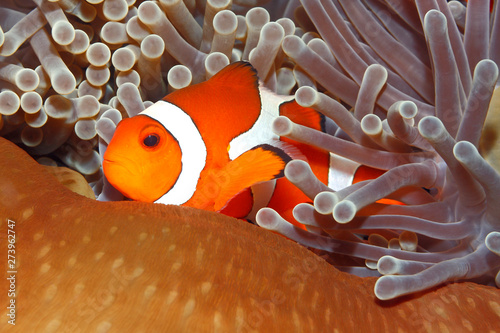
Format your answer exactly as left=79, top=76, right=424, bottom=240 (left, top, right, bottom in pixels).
left=214, top=144, right=291, bottom=211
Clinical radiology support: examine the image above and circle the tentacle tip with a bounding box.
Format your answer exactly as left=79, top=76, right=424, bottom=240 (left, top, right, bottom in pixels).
left=377, top=256, right=398, bottom=275
left=399, top=230, right=418, bottom=252
left=295, top=86, right=318, bottom=108
left=418, top=116, right=445, bottom=141
left=366, top=63, right=388, bottom=77
left=281, top=35, right=305, bottom=57
left=423, top=9, right=447, bottom=34
left=284, top=159, right=311, bottom=182
left=374, top=275, right=400, bottom=301
left=255, top=207, right=281, bottom=230
left=292, top=203, right=312, bottom=224
left=485, top=231, right=500, bottom=255
left=399, top=101, right=418, bottom=119
left=52, top=21, right=76, bottom=46
left=474, top=59, right=499, bottom=85
left=360, top=114, right=382, bottom=135
left=261, top=21, right=285, bottom=42
left=314, top=191, right=337, bottom=215
left=272, top=116, right=293, bottom=136
left=453, top=140, right=477, bottom=164
left=365, top=259, right=378, bottom=270
left=52, top=72, right=77, bottom=95
left=332, top=200, right=356, bottom=223
left=137, top=1, right=162, bottom=24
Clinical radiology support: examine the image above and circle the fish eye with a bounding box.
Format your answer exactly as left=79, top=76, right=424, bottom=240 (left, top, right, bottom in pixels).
left=143, top=134, right=160, bottom=148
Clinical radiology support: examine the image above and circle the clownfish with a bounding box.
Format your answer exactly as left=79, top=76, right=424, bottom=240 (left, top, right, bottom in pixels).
left=103, top=61, right=384, bottom=223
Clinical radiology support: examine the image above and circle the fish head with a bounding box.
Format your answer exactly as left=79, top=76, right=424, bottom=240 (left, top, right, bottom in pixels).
left=103, top=115, right=182, bottom=202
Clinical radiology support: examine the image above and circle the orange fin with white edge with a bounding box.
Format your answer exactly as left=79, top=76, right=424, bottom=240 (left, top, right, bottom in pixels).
left=214, top=144, right=292, bottom=211
left=279, top=99, right=325, bottom=131
left=164, top=61, right=262, bottom=147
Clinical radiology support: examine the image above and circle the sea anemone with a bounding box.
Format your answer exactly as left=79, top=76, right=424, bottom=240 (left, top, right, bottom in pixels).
left=0, top=0, right=499, bottom=322
left=3, top=136, right=500, bottom=331
left=254, top=0, right=500, bottom=300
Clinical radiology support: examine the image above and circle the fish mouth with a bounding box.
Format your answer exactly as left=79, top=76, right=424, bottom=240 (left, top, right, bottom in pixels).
left=102, top=157, right=128, bottom=175
left=102, top=158, right=131, bottom=173
left=102, top=158, right=119, bottom=170
left=102, top=156, right=141, bottom=180
left=102, top=158, right=134, bottom=195
left=102, top=158, right=117, bottom=165
left=102, top=153, right=138, bottom=171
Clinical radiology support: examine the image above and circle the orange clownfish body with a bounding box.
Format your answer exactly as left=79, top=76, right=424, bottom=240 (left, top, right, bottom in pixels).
left=103, top=62, right=384, bottom=222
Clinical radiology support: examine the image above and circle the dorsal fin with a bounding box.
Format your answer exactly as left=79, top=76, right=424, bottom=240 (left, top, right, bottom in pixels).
left=279, top=99, right=325, bottom=131
left=164, top=62, right=262, bottom=152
